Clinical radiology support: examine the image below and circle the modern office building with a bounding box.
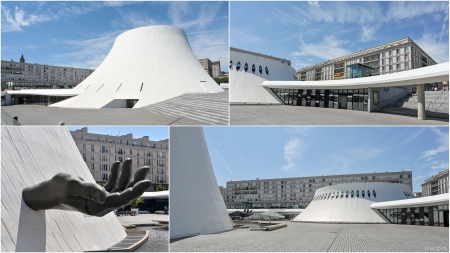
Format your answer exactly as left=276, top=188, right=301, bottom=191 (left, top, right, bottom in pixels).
left=1, top=55, right=93, bottom=90
left=3, top=26, right=223, bottom=108
left=225, top=171, right=412, bottom=209
left=296, top=37, right=437, bottom=81
left=70, top=127, right=169, bottom=191
left=422, top=169, right=449, bottom=197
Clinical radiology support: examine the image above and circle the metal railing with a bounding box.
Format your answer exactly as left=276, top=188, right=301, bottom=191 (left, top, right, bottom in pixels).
left=1, top=109, right=20, bottom=125
left=427, top=90, right=448, bottom=111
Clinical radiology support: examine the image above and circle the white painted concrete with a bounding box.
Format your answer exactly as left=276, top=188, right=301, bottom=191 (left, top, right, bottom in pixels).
left=50, top=26, right=222, bottom=109
left=170, top=127, right=233, bottom=239
left=1, top=127, right=126, bottom=252
left=371, top=193, right=449, bottom=209
left=293, top=182, right=413, bottom=223
left=230, top=48, right=297, bottom=104
left=263, top=62, right=449, bottom=90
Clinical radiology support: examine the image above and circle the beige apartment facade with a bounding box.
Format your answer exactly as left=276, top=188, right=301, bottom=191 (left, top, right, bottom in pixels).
left=422, top=169, right=449, bottom=197
left=225, top=171, right=413, bottom=209
left=297, top=37, right=437, bottom=82
left=70, top=127, right=169, bottom=191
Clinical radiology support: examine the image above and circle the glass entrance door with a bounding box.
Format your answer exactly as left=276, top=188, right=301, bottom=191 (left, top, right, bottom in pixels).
left=338, top=95, right=347, bottom=109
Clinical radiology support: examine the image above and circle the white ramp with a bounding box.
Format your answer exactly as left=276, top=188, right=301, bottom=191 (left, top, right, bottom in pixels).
left=170, top=127, right=233, bottom=239
left=1, top=127, right=126, bottom=252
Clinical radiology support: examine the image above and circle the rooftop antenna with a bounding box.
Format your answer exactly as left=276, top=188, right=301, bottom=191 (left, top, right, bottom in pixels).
left=118, top=130, right=120, bottom=136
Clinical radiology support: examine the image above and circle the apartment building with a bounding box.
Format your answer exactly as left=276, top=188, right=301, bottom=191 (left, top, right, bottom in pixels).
left=225, top=171, right=412, bottom=209
left=1, top=55, right=93, bottom=89
left=297, top=37, right=437, bottom=81
left=212, top=60, right=221, bottom=78
left=422, top=169, right=449, bottom=197
left=70, top=127, right=169, bottom=191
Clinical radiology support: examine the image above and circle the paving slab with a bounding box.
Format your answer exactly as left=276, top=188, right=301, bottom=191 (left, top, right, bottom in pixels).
left=170, top=221, right=449, bottom=252
left=1, top=105, right=211, bottom=125
left=231, top=105, right=448, bottom=125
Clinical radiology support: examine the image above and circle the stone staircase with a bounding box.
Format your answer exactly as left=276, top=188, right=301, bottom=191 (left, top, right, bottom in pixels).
left=141, top=91, right=229, bottom=125
left=381, top=91, right=449, bottom=119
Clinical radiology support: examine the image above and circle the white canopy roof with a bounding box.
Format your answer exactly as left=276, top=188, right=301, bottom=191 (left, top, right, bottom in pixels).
left=262, top=62, right=449, bottom=89
left=371, top=193, right=449, bottom=209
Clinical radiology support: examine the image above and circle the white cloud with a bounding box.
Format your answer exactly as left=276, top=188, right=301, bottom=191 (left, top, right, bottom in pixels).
left=231, top=28, right=262, bottom=44
left=326, top=147, right=383, bottom=174
left=169, top=2, right=224, bottom=29
left=1, top=6, right=52, bottom=32
left=361, top=25, right=378, bottom=43
left=422, top=127, right=449, bottom=158
left=281, top=138, right=306, bottom=171
left=415, top=33, right=449, bottom=63
left=50, top=30, right=123, bottom=69
left=292, top=35, right=351, bottom=60
left=386, top=2, right=449, bottom=22
left=307, top=1, right=320, bottom=8
left=189, top=28, right=228, bottom=71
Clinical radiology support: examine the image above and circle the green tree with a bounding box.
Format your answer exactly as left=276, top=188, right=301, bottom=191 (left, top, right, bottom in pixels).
left=129, top=197, right=145, bottom=208
left=156, top=184, right=164, bottom=191
left=213, top=76, right=229, bottom=85
left=2, top=85, right=8, bottom=91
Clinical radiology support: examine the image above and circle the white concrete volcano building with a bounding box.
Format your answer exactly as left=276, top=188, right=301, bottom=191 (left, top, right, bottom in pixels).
left=293, top=182, right=414, bottom=223
left=170, top=127, right=233, bottom=239
left=229, top=47, right=297, bottom=104
left=51, top=26, right=222, bottom=109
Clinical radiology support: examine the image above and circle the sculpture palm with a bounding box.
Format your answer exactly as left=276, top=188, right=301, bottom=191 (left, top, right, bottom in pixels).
left=22, top=159, right=151, bottom=217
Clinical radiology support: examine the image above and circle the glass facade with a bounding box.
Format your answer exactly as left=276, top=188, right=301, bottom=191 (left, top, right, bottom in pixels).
left=380, top=205, right=449, bottom=227
left=346, top=63, right=374, bottom=79
left=271, top=88, right=369, bottom=112
left=10, top=95, right=71, bottom=106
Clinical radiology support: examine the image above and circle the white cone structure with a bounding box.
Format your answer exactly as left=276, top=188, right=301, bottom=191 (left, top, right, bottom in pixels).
left=170, top=127, right=233, bottom=239
left=1, top=127, right=126, bottom=252
left=230, top=48, right=297, bottom=104
left=293, top=182, right=413, bottom=223
left=51, top=25, right=222, bottom=109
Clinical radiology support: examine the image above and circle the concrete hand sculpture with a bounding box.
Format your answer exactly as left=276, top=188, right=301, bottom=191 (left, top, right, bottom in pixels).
left=22, top=159, right=151, bottom=217
left=229, top=209, right=254, bottom=218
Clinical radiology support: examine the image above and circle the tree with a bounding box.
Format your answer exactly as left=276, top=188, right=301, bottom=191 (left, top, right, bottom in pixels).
left=129, top=197, right=145, bottom=208
left=156, top=184, right=164, bottom=191
left=303, top=203, right=309, bottom=209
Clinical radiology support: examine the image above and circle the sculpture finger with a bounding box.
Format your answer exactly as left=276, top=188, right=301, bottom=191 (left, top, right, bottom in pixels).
left=104, top=161, right=121, bottom=192
left=110, top=180, right=151, bottom=207
left=66, top=177, right=106, bottom=204
left=125, top=166, right=150, bottom=188
left=112, top=159, right=132, bottom=193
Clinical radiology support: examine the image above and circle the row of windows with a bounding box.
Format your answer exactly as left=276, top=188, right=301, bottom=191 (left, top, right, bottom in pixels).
left=313, top=189, right=378, bottom=201
left=230, top=60, right=269, bottom=75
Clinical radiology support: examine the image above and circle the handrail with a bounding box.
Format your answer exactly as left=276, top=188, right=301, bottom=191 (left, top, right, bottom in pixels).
left=1, top=109, right=21, bottom=125
left=427, top=90, right=448, bottom=111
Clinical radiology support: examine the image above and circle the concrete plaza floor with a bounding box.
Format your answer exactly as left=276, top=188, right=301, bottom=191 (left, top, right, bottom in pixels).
left=2, top=105, right=211, bottom=125
left=231, top=105, right=449, bottom=125
left=170, top=221, right=449, bottom=252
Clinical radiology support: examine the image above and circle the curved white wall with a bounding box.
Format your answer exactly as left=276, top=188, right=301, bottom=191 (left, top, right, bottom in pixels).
left=1, top=127, right=126, bottom=252
left=293, top=182, right=413, bottom=223
left=230, top=49, right=297, bottom=104
left=170, top=127, right=233, bottom=239
left=51, top=26, right=222, bottom=109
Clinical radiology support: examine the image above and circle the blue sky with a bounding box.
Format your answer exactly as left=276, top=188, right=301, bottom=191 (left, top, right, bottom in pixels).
left=204, top=127, right=449, bottom=192
left=67, top=126, right=168, bottom=141
left=231, top=1, right=449, bottom=69
left=1, top=1, right=228, bottom=71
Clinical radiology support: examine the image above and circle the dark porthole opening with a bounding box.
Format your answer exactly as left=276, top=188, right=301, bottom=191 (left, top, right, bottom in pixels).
left=373, top=190, right=376, bottom=198
left=229, top=60, right=233, bottom=69
left=265, top=66, right=269, bottom=75
left=362, top=190, right=365, bottom=198
left=259, top=65, right=262, bottom=74
left=252, top=64, right=255, bottom=73
left=367, top=190, right=370, bottom=198
left=341, top=191, right=344, bottom=198
left=244, top=63, right=248, bottom=72
left=351, top=190, right=354, bottom=198
left=346, top=191, right=349, bottom=198
left=236, top=61, right=241, bottom=70
left=356, top=190, right=359, bottom=198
